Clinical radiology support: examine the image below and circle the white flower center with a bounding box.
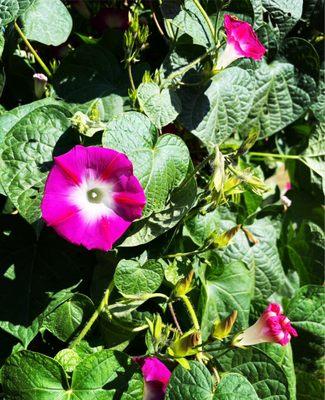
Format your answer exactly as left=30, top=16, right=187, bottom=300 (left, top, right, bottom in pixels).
left=69, top=176, right=114, bottom=223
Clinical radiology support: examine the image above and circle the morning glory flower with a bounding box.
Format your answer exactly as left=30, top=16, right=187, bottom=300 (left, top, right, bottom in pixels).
left=134, top=357, right=171, bottom=400
left=41, top=145, right=146, bottom=251
left=234, top=303, right=298, bottom=347
left=216, top=14, right=266, bottom=70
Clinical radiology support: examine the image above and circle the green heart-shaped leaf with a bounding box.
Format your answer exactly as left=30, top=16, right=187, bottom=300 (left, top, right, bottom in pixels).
left=137, top=82, right=181, bottom=129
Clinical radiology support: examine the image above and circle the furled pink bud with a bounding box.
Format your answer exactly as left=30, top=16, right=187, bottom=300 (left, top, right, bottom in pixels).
left=284, top=181, right=292, bottom=192
left=234, top=303, right=298, bottom=347
left=134, top=357, right=171, bottom=400
left=216, top=14, right=266, bottom=70
left=92, top=8, right=129, bottom=33
left=33, top=73, right=48, bottom=99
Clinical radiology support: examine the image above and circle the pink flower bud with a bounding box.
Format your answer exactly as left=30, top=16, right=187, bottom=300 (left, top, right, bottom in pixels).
left=234, top=303, right=298, bottom=347
left=216, top=15, right=266, bottom=70
left=33, top=73, right=48, bottom=99
left=281, top=195, right=292, bottom=208
left=134, top=357, right=171, bottom=400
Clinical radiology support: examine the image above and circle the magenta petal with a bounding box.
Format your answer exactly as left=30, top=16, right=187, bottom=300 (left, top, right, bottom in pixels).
left=224, top=14, right=266, bottom=61
left=41, top=145, right=146, bottom=251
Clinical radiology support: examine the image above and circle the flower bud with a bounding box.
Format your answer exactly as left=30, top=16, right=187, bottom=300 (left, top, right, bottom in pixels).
left=168, top=329, right=200, bottom=358
left=233, top=303, right=298, bottom=347
left=212, top=310, right=238, bottom=340
left=211, top=224, right=241, bottom=248
left=173, top=270, right=194, bottom=298
left=33, top=73, right=48, bottom=99
left=210, top=146, right=225, bottom=195
left=70, top=111, right=105, bottom=137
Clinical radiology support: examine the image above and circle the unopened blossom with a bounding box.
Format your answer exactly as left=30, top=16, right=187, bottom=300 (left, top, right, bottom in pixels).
left=281, top=195, right=292, bottom=209
left=134, top=357, right=171, bottom=400
left=33, top=73, right=48, bottom=99
left=234, top=303, right=298, bottom=347
left=41, top=145, right=146, bottom=251
left=216, top=14, right=266, bottom=70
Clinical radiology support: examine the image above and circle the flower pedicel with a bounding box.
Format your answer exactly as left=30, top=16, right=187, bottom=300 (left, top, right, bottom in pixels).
left=41, top=145, right=146, bottom=251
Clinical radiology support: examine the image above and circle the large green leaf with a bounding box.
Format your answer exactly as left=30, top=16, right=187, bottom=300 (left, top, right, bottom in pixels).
left=286, top=285, right=325, bottom=338
left=0, top=98, right=65, bottom=144
left=178, top=67, right=255, bottom=147
left=17, top=0, right=35, bottom=15
left=218, top=214, right=286, bottom=299
left=70, top=350, right=140, bottom=399
left=1, top=350, right=143, bottom=400
left=1, top=351, right=69, bottom=399
left=217, top=347, right=290, bottom=400
left=137, top=82, right=181, bottom=129
left=200, top=261, right=254, bottom=341
left=213, top=373, right=259, bottom=399
left=311, top=69, right=325, bottom=122
left=0, top=105, right=75, bottom=224
left=240, top=60, right=316, bottom=138
left=0, top=0, right=19, bottom=26
left=53, top=45, right=126, bottom=105
left=114, top=259, right=164, bottom=297
left=21, top=0, right=72, bottom=46
left=165, top=361, right=213, bottom=400
left=262, top=0, right=303, bottom=38
left=184, top=209, right=221, bottom=246
left=286, top=221, right=324, bottom=285
left=103, top=111, right=196, bottom=245
left=42, top=294, right=94, bottom=342
left=161, top=0, right=214, bottom=48
left=258, top=344, right=296, bottom=400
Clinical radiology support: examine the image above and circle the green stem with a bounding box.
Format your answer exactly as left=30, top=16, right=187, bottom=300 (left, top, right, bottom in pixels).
left=163, top=45, right=219, bottom=86
left=192, top=0, right=215, bottom=42
left=177, top=153, right=214, bottom=191
left=181, top=295, right=200, bottom=330
left=14, top=22, right=52, bottom=77
left=128, top=63, right=136, bottom=92
left=249, top=152, right=301, bottom=160
left=181, top=295, right=203, bottom=362
left=163, top=245, right=210, bottom=259
left=70, top=280, right=114, bottom=348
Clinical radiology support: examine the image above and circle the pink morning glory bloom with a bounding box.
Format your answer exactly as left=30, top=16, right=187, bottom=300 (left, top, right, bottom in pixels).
left=216, top=14, right=266, bottom=70
left=134, top=357, right=171, bottom=400
left=234, top=303, right=298, bottom=347
left=41, top=145, right=146, bottom=251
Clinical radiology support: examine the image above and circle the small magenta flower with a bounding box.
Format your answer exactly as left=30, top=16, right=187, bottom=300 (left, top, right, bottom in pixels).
left=134, top=357, right=171, bottom=400
left=33, top=73, right=48, bottom=99
left=41, top=145, right=146, bottom=251
left=234, top=303, right=298, bottom=347
left=216, top=14, right=266, bottom=70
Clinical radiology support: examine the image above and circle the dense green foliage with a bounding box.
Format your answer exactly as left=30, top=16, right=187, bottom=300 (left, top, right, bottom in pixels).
left=0, top=0, right=323, bottom=399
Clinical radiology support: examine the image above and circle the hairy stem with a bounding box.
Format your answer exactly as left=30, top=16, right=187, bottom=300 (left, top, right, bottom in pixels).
left=168, top=302, right=183, bottom=334
left=14, top=22, right=52, bottom=77
left=70, top=280, right=114, bottom=348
